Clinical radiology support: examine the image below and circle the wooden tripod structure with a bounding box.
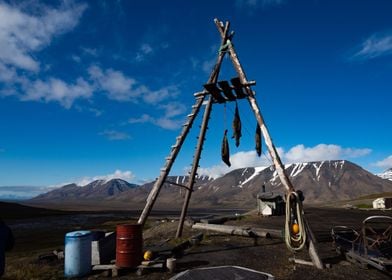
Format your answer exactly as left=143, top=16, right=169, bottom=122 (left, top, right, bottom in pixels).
left=138, top=19, right=324, bottom=269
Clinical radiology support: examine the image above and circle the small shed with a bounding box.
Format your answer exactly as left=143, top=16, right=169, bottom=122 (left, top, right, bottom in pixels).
left=257, top=192, right=285, bottom=216
left=372, top=197, right=392, bottom=209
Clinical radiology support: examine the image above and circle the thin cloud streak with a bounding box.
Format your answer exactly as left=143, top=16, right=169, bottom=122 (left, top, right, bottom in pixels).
left=351, top=32, right=392, bottom=60
left=374, top=155, right=392, bottom=170
left=99, top=130, right=131, bottom=141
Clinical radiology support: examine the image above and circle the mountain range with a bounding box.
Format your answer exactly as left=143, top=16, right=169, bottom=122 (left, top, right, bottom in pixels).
left=28, top=160, right=392, bottom=209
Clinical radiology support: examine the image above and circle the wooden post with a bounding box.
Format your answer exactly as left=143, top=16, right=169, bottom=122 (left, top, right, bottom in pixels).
left=175, top=22, right=232, bottom=238
left=138, top=22, right=230, bottom=227
left=214, top=18, right=323, bottom=269
left=137, top=95, right=204, bottom=226
left=214, top=18, right=294, bottom=192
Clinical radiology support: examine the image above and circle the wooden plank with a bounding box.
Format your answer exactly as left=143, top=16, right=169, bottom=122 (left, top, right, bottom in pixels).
left=218, top=81, right=236, bottom=101
left=230, top=77, right=247, bottom=99
left=203, top=83, right=226, bottom=103
left=192, top=223, right=272, bottom=238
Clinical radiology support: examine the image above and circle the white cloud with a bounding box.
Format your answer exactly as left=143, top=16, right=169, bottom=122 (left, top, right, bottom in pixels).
left=202, top=58, right=216, bottom=74
left=75, top=170, right=135, bottom=186
left=0, top=1, right=87, bottom=72
left=374, top=155, right=392, bottom=170
left=88, top=65, right=179, bottom=105
left=198, top=144, right=372, bottom=178
left=0, top=1, right=91, bottom=109
left=99, top=130, right=131, bottom=141
left=128, top=102, right=186, bottom=130
left=128, top=114, right=154, bottom=124
left=199, top=150, right=271, bottom=178
left=142, top=85, right=179, bottom=105
left=235, top=0, right=285, bottom=9
left=135, top=43, right=154, bottom=62
left=81, top=47, right=98, bottom=57
left=352, top=32, right=392, bottom=60
left=283, top=144, right=371, bottom=163
left=88, top=65, right=138, bottom=101
left=22, top=77, right=94, bottom=109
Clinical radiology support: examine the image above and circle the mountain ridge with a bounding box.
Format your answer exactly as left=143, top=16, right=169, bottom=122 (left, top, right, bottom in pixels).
left=28, top=160, right=392, bottom=208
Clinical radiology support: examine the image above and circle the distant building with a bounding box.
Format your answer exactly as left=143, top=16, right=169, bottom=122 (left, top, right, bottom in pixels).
left=257, top=191, right=285, bottom=216
left=372, top=197, right=392, bottom=209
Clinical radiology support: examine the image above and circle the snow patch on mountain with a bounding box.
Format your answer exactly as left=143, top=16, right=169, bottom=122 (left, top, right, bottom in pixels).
left=377, top=168, right=392, bottom=181
left=240, top=166, right=268, bottom=188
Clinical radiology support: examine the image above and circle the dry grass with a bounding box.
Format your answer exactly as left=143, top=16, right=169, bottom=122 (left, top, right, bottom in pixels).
left=4, top=251, right=63, bottom=280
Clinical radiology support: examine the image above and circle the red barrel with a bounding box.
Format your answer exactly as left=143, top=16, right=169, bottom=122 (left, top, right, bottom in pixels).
left=116, top=224, right=143, bottom=268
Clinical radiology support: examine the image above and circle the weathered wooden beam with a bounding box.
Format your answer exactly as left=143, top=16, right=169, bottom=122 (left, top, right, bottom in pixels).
left=288, top=258, right=314, bottom=266
left=214, top=18, right=323, bottom=269
left=137, top=21, right=230, bottom=227
left=204, top=83, right=227, bottom=103
left=230, top=77, right=248, bottom=99
left=165, top=181, right=191, bottom=191
left=192, top=223, right=276, bottom=239
left=175, top=21, right=232, bottom=238
left=137, top=95, right=204, bottom=226
left=214, top=18, right=295, bottom=194
left=199, top=214, right=241, bottom=225
left=218, top=81, right=237, bottom=101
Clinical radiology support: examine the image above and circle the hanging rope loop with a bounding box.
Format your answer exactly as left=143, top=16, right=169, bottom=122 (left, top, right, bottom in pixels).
left=285, top=191, right=307, bottom=251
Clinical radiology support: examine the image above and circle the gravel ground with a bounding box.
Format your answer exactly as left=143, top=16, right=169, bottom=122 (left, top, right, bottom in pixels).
left=2, top=207, right=392, bottom=279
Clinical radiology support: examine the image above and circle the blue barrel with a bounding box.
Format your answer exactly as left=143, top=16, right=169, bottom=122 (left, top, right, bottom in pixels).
left=64, top=230, right=92, bottom=278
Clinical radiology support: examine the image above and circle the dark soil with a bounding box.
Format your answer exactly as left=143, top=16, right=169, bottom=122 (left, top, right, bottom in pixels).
left=2, top=206, right=392, bottom=279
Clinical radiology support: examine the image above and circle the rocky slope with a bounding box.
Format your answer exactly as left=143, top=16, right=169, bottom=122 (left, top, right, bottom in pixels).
left=30, top=179, right=139, bottom=202
left=28, top=161, right=392, bottom=209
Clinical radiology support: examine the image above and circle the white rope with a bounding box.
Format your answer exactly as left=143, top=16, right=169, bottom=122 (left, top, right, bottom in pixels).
left=285, top=191, right=307, bottom=251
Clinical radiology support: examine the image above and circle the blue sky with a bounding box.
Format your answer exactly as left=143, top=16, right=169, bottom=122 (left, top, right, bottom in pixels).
left=1, top=0, right=392, bottom=196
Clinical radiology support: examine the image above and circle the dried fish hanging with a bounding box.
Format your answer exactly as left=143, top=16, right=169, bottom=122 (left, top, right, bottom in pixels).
left=232, top=102, right=242, bottom=147
left=255, top=123, right=262, bottom=157
left=221, top=129, right=231, bottom=167
left=221, top=104, right=231, bottom=167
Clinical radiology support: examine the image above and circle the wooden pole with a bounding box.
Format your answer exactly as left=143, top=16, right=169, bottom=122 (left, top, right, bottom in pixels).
left=214, top=19, right=294, bottom=192
left=192, top=223, right=283, bottom=239
left=137, top=96, right=204, bottom=225
left=214, top=19, right=323, bottom=269
left=175, top=22, right=231, bottom=238
left=175, top=97, right=213, bottom=238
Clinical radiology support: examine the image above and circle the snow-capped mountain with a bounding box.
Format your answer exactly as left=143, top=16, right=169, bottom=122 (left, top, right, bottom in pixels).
left=28, top=161, right=392, bottom=209
left=377, top=168, right=392, bottom=181
left=29, top=179, right=139, bottom=202
left=188, top=160, right=392, bottom=207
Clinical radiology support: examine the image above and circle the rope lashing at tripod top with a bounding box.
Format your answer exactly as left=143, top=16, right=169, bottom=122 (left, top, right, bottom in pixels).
left=219, top=39, right=232, bottom=53
left=285, top=191, right=307, bottom=251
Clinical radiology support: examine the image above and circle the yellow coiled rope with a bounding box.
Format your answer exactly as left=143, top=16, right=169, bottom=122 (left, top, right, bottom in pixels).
left=285, top=191, right=307, bottom=251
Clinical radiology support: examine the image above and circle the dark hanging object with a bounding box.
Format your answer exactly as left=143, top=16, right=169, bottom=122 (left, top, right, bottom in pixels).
left=255, top=123, right=262, bottom=157
left=221, top=129, right=231, bottom=167
left=232, top=102, right=242, bottom=147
